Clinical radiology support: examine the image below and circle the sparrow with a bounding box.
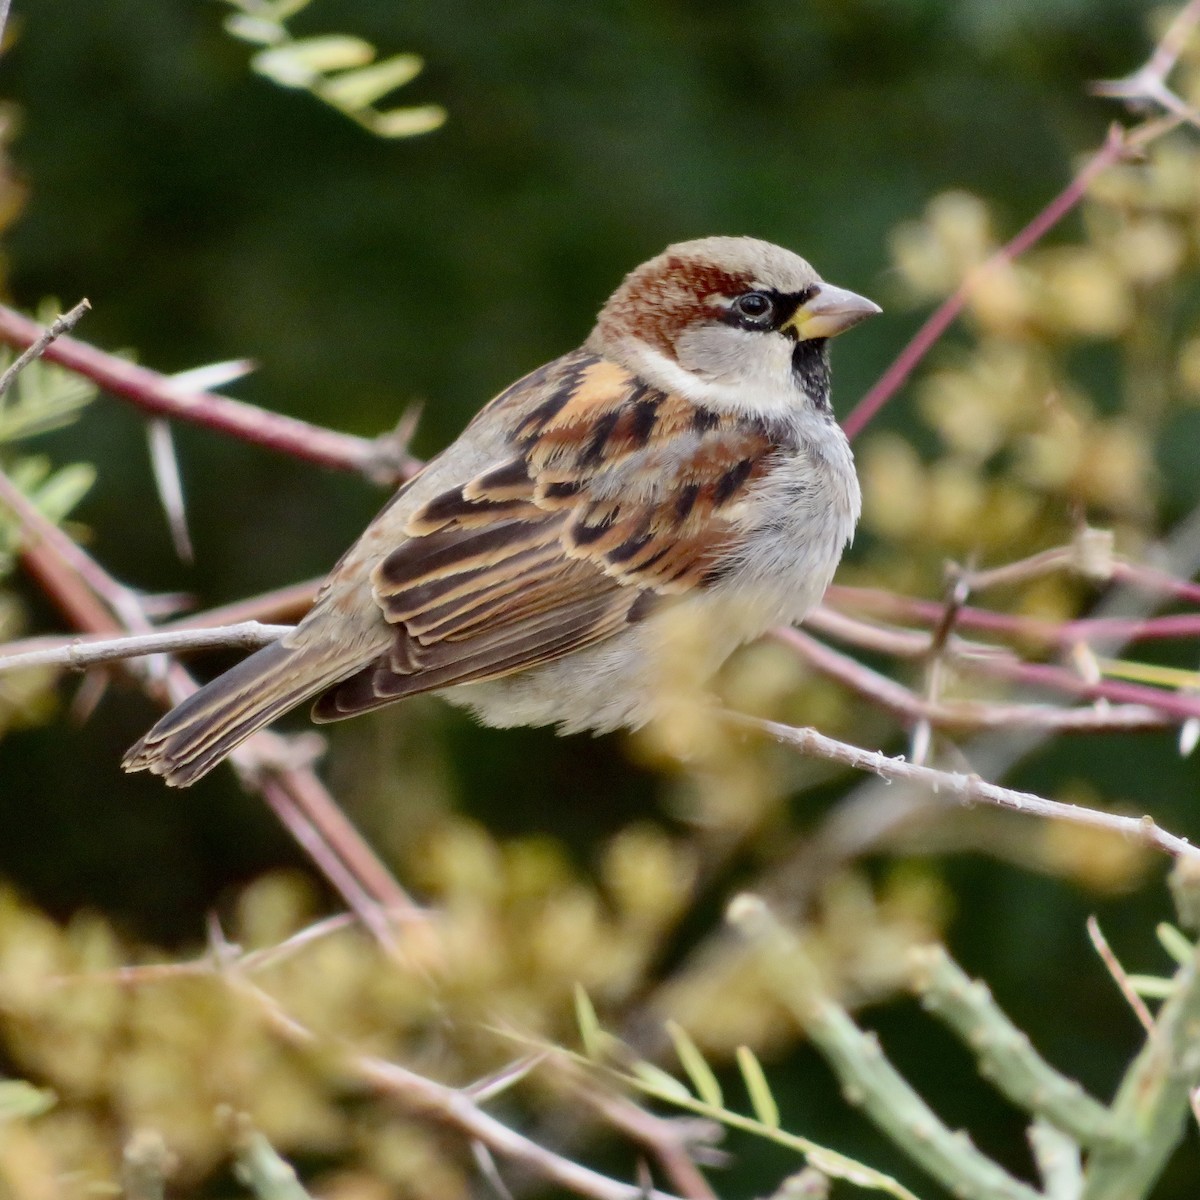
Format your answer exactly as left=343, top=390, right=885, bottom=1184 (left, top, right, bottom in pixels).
left=123, top=236, right=878, bottom=786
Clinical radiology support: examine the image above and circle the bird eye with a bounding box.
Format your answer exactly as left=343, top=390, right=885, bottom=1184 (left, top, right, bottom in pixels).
left=730, top=291, right=775, bottom=326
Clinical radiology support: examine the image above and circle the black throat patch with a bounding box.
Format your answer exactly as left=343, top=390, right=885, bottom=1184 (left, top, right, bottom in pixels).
left=792, top=338, right=831, bottom=410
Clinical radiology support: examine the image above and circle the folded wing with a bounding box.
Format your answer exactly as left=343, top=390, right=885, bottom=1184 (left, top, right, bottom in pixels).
left=312, top=350, right=784, bottom=720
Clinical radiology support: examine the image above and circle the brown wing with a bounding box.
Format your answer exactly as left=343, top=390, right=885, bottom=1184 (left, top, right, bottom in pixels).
left=312, top=350, right=784, bottom=720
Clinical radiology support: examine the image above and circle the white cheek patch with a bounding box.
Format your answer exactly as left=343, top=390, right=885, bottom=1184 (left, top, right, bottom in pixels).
left=613, top=332, right=821, bottom=425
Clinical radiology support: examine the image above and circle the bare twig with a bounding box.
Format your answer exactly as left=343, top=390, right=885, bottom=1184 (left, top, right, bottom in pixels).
left=586, top=1092, right=721, bottom=1200
left=800, top=607, right=1200, bottom=726
left=166, top=578, right=321, bottom=630
left=0, top=459, right=424, bottom=947
left=1092, top=0, right=1200, bottom=131
left=0, top=621, right=292, bottom=675
left=1111, top=559, right=1200, bottom=607
left=844, top=0, right=1200, bottom=445
left=0, top=299, right=90, bottom=398
left=36, top=912, right=360, bottom=989
left=731, top=713, right=1199, bottom=863
left=1086, top=916, right=1156, bottom=1034
left=825, top=586, right=1200, bottom=650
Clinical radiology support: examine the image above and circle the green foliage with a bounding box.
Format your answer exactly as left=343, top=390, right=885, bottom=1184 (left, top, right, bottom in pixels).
left=222, top=0, right=446, bottom=138
left=565, top=1000, right=923, bottom=1200
left=2, top=2, right=1200, bottom=1199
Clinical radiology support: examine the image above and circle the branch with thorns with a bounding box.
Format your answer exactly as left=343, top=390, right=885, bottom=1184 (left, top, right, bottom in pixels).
left=3, top=10, right=1200, bottom=1199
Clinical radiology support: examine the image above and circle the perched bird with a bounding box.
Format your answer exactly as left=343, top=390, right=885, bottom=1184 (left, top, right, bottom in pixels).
left=123, top=236, right=878, bottom=786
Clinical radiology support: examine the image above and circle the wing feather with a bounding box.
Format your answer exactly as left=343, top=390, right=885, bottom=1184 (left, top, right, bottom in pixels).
left=313, top=349, right=789, bottom=721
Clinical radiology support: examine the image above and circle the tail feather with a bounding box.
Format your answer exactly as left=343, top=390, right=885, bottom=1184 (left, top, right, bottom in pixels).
left=122, top=638, right=366, bottom=787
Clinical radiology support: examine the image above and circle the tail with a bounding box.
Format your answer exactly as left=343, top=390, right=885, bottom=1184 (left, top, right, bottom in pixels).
left=122, top=638, right=366, bottom=787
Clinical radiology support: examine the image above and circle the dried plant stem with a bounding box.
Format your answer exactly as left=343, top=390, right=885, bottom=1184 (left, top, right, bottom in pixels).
left=0, top=303, right=413, bottom=483
left=801, top=607, right=1200, bottom=725
left=826, top=586, right=1200, bottom=650
left=166, top=578, right=321, bottom=629
left=844, top=0, right=1200, bottom=443
left=908, top=944, right=1124, bottom=1147
left=238, top=977, right=685, bottom=1200
left=0, top=621, right=292, bottom=675
left=1086, top=916, right=1156, bottom=1033
left=731, top=713, right=1199, bottom=863
left=585, top=1092, right=720, bottom=1200
left=0, top=299, right=90, bottom=397
left=41, top=913, right=358, bottom=989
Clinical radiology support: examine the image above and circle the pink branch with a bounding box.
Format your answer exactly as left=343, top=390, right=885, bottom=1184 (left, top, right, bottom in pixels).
left=0, top=464, right=424, bottom=944
left=0, top=304, right=414, bottom=483
left=802, top=607, right=1200, bottom=725
left=775, top=626, right=1172, bottom=732
left=843, top=125, right=1128, bottom=440
left=825, top=586, right=1200, bottom=648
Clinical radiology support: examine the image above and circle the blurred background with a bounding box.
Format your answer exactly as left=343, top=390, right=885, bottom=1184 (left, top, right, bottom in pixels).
left=2, top=1, right=1200, bottom=1197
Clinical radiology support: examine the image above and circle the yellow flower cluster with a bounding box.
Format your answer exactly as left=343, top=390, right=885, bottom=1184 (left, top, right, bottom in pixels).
left=859, top=137, right=1200, bottom=587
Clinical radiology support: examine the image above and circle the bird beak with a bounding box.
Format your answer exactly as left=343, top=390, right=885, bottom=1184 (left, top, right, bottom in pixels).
left=783, top=283, right=881, bottom=340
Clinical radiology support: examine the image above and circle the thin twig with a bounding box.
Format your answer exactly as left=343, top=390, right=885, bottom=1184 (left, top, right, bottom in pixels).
left=235, top=975, right=685, bottom=1200
left=842, top=125, right=1130, bottom=439
left=37, top=912, right=359, bottom=989
left=775, top=626, right=1172, bottom=732
left=0, top=299, right=90, bottom=398
left=1086, top=916, right=1155, bottom=1033
left=0, top=621, right=292, bottom=675
left=0, top=460, right=424, bottom=947
left=801, top=607, right=1200, bottom=726
left=825, top=586, right=1200, bottom=650
left=732, top=713, right=1199, bottom=863
left=587, top=1093, right=721, bottom=1200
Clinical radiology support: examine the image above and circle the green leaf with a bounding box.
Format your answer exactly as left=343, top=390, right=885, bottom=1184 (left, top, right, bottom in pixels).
left=1127, top=973, right=1175, bottom=998
left=737, top=1045, right=779, bottom=1129
left=33, top=463, right=96, bottom=524
left=0, top=362, right=96, bottom=443
left=1156, top=922, right=1194, bottom=966
left=320, top=54, right=425, bottom=110
left=630, top=1060, right=693, bottom=1103
left=665, top=1020, right=723, bottom=1108
left=223, top=14, right=284, bottom=46
left=253, top=37, right=374, bottom=88
left=365, top=105, right=447, bottom=139
left=0, top=1081, right=55, bottom=1121
left=574, top=983, right=603, bottom=1060
left=805, top=1146, right=925, bottom=1200
left=262, top=0, right=313, bottom=19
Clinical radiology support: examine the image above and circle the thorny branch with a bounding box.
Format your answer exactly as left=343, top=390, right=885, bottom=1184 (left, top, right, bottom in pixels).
left=0, top=303, right=419, bottom=485
left=234, top=972, right=688, bottom=1200
left=0, top=456, right=425, bottom=954
left=4, top=11, right=1200, bottom=1200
